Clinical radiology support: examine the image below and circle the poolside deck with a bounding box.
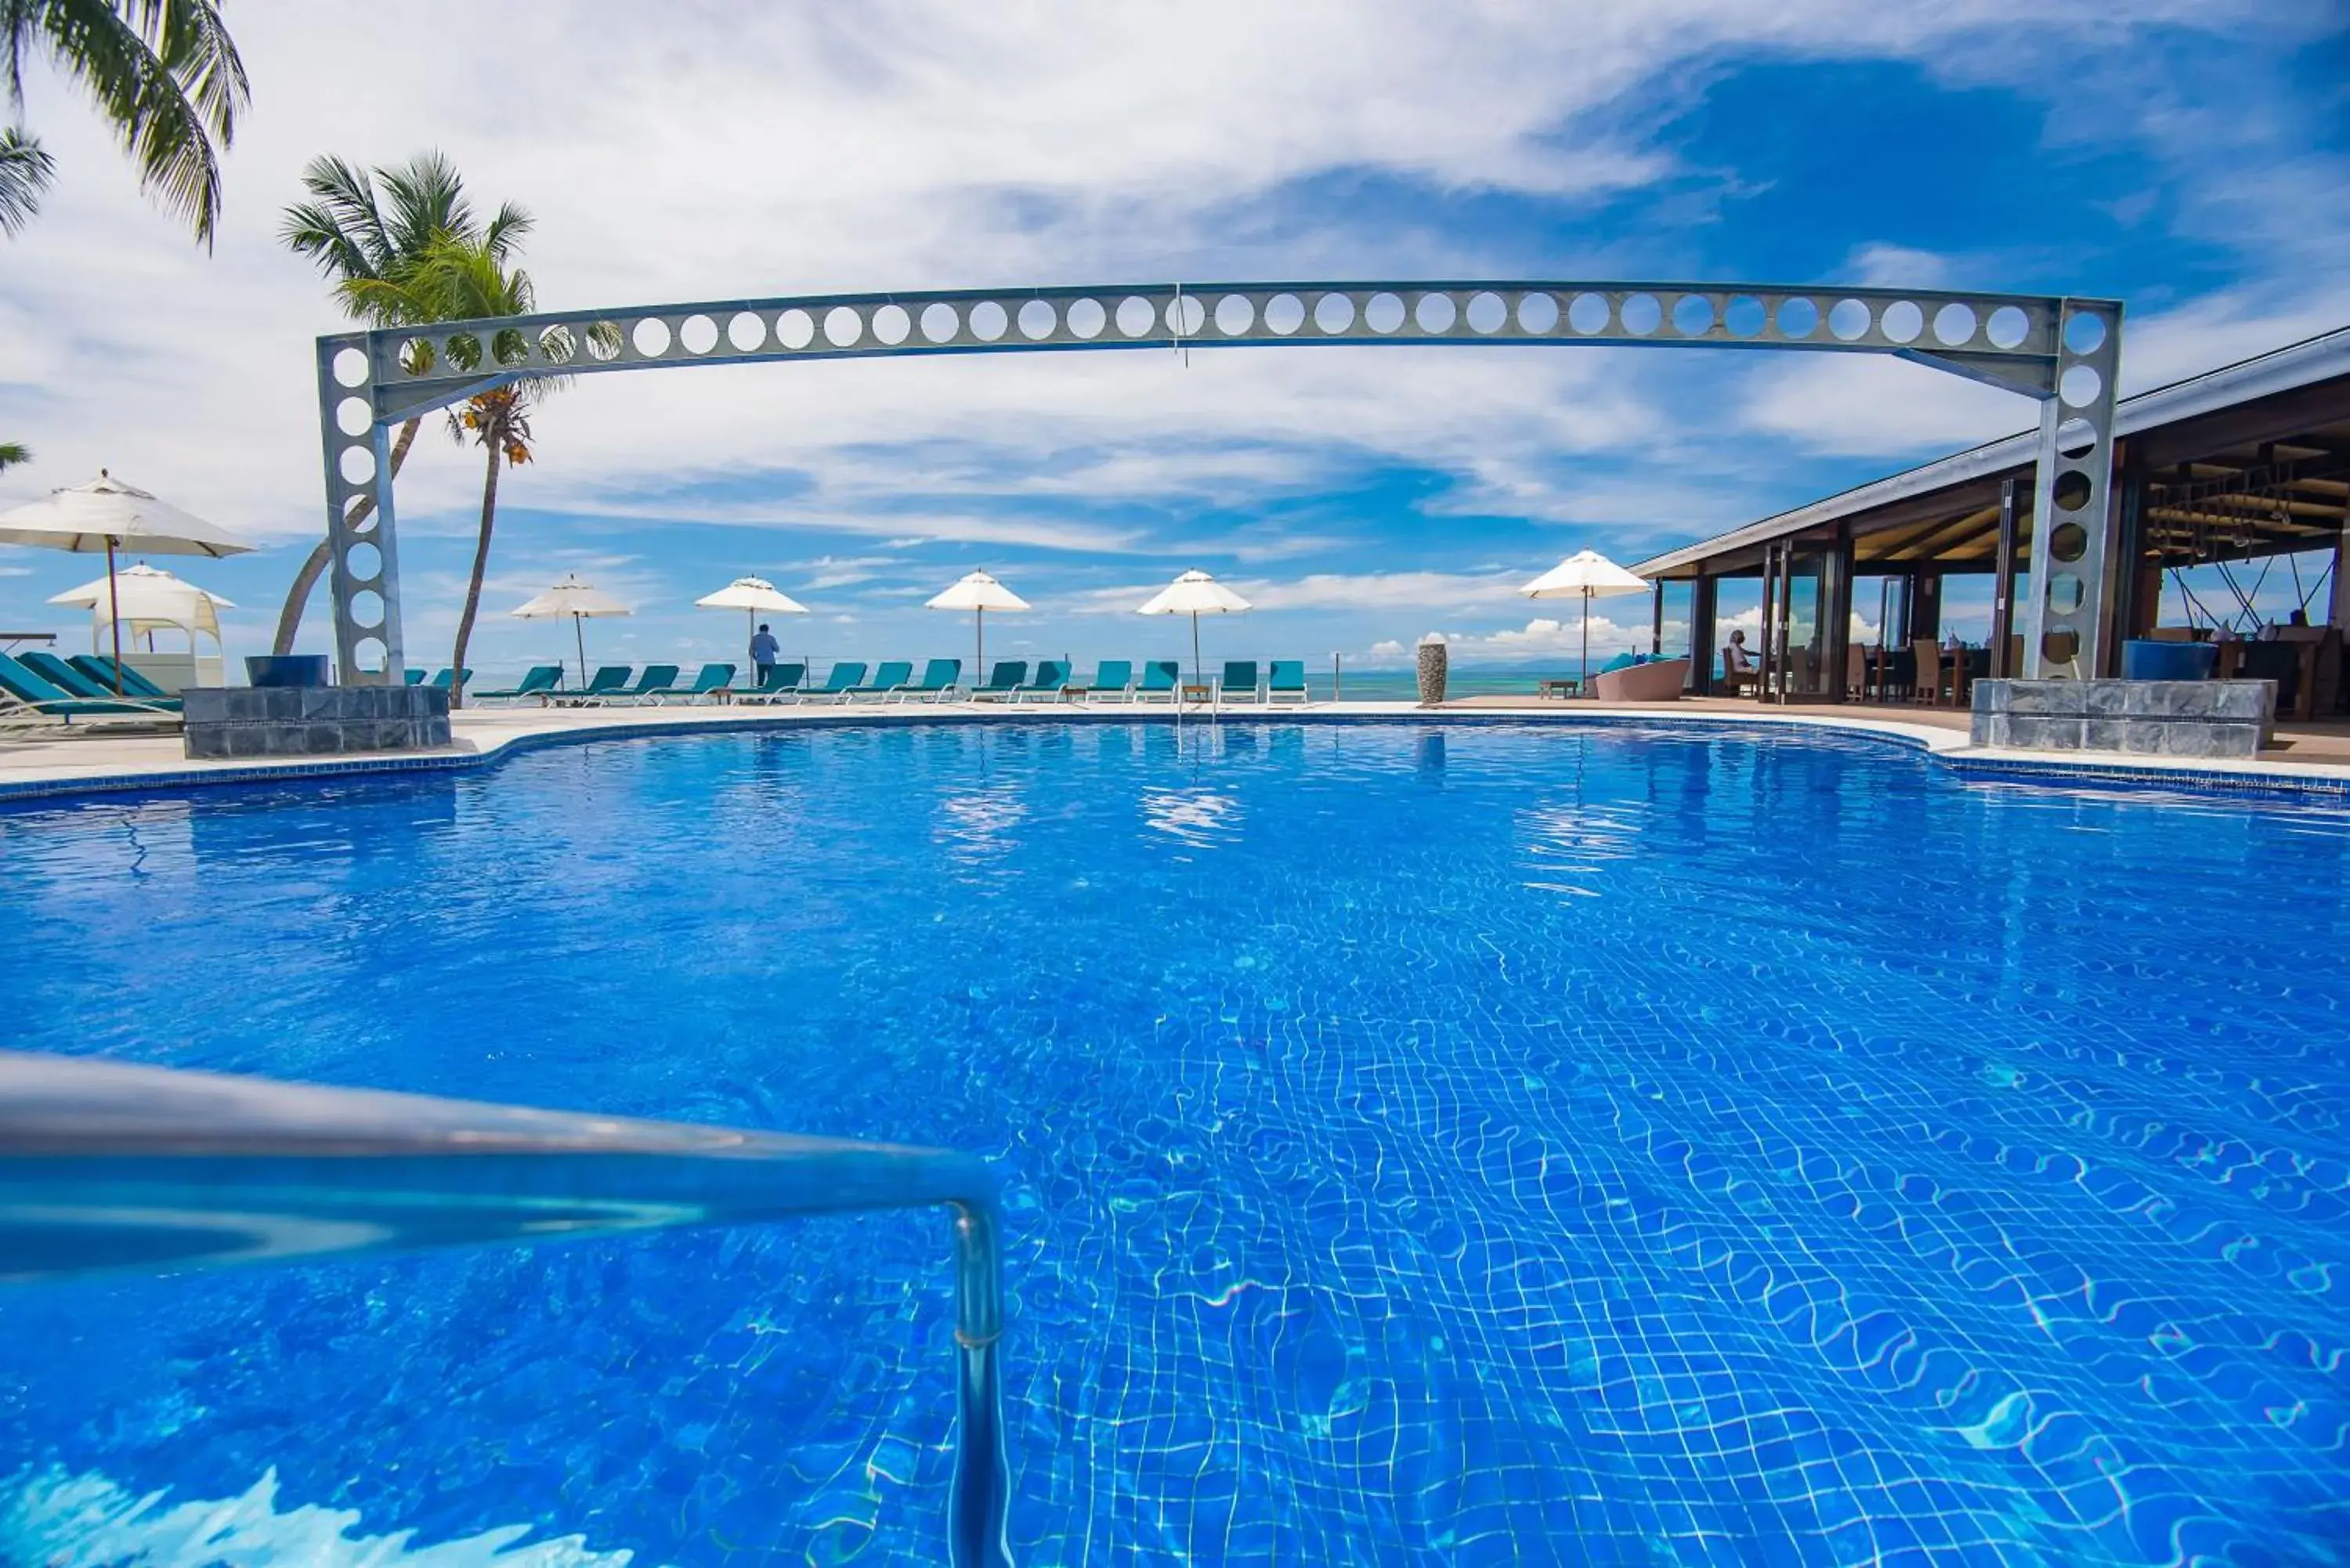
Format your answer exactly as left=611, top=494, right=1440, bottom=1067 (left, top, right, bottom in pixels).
left=2, top=696, right=2346, bottom=804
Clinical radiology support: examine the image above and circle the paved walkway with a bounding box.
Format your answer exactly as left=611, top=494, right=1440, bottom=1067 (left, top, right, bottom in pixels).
left=2, top=695, right=2345, bottom=802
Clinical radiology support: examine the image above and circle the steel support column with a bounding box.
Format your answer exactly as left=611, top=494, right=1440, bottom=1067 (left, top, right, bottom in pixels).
left=1989, top=479, right=2020, bottom=678
left=1690, top=576, right=1719, bottom=695
left=2021, top=299, right=2124, bottom=677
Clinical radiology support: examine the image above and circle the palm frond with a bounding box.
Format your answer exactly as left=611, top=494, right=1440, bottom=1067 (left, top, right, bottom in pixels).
left=0, top=122, right=53, bottom=236
left=481, top=200, right=533, bottom=262
left=375, top=149, right=472, bottom=261
left=31, top=0, right=248, bottom=246
left=0, top=439, right=30, bottom=471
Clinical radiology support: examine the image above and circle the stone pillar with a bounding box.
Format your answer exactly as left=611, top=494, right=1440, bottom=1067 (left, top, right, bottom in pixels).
left=1415, top=634, right=1448, bottom=706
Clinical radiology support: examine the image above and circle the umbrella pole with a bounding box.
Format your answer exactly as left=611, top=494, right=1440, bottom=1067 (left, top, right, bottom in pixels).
left=1580, top=590, right=1590, bottom=699
left=1191, top=612, right=1202, bottom=691
left=105, top=537, right=123, bottom=694
left=574, top=613, right=588, bottom=688
left=976, top=606, right=984, bottom=684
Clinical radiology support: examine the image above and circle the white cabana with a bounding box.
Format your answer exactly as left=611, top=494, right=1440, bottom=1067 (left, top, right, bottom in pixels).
left=0, top=471, right=254, bottom=691
left=1137, top=569, right=1250, bottom=688
left=49, top=562, right=233, bottom=686
left=1520, top=549, right=1650, bottom=695
left=512, top=573, right=634, bottom=685
left=926, top=569, right=1029, bottom=677
left=696, top=576, right=809, bottom=659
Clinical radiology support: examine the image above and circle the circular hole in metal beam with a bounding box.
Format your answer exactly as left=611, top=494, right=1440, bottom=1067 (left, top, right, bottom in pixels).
left=1669, top=294, right=1714, bottom=336
left=1115, top=296, right=1155, bottom=338
left=1415, top=293, right=1457, bottom=334
left=2063, top=312, right=2107, bottom=356
left=1775, top=297, right=1820, bottom=338
left=678, top=315, right=718, bottom=354
left=2047, top=572, right=2085, bottom=613
left=2049, top=520, right=2089, bottom=562
left=1932, top=302, right=1977, bottom=345
left=1567, top=293, right=1611, bottom=334
left=1619, top=294, right=1661, bottom=335
left=2052, top=469, right=2093, bottom=512
left=872, top=304, right=912, bottom=345
left=920, top=303, right=960, bottom=344
left=1517, top=292, right=1560, bottom=333
left=776, top=309, right=816, bottom=350
left=823, top=307, right=864, bottom=348
left=349, top=590, right=384, bottom=630
left=2059, top=364, right=2102, bottom=408
left=338, top=444, right=376, bottom=485
left=1314, top=293, right=1356, bottom=334
left=1263, top=294, right=1305, bottom=335
left=728, top=311, right=767, bottom=351
left=1213, top=294, right=1254, bottom=335
left=1167, top=295, right=1206, bottom=336
left=332, top=347, right=371, bottom=388
left=632, top=318, right=671, bottom=356
left=1828, top=298, right=1872, bottom=341
left=1466, top=291, right=1507, bottom=334
left=1986, top=305, right=2030, bottom=349
left=1723, top=295, right=1766, bottom=338
left=2041, top=628, right=2080, bottom=666
left=969, top=302, right=1008, bottom=341
left=1065, top=298, right=1106, bottom=339
left=1879, top=300, right=1924, bottom=343
left=345, top=542, right=381, bottom=583
left=1363, top=292, right=1405, bottom=334
left=353, top=637, right=387, bottom=674
left=335, top=396, right=372, bottom=437
left=2055, top=417, right=2098, bottom=457
left=1018, top=299, right=1058, bottom=340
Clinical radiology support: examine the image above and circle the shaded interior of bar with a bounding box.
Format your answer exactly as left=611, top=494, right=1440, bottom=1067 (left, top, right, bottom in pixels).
left=1632, top=326, right=2350, bottom=721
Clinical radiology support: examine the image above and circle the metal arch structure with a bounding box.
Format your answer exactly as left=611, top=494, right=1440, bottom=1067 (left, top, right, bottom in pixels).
left=315, top=280, right=2122, bottom=686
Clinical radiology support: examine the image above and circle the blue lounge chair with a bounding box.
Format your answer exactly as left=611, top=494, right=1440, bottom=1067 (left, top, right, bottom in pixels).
left=631, top=663, right=734, bottom=703
left=403, top=668, right=427, bottom=685
left=969, top=661, right=1027, bottom=701
left=801, top=662, right=866, bottom=703
left=427, top=668, right=472, bottom=694
left=1010, top=659, right=1073, bottom=703
left=736, top=662, right=808, bottom=704
left=598, top=664, right=678, bottom=706
left=0, top=652, right=179, bottom=728
left=21, top=651, right=180, bottom=709
left=893, top=658, right=962, bottom=703
left=472, top=665, right=563, bottom=703
left=72, top=656, right=172, bottom=700
left=1133, top=660, right=1180, bottom=703
left=1220, top=660, right=1263, bottom=704
left=1076, top=659, right=1133, bottom=702
left=1268, top=659, right=1309, bottom=704
left=551, top=665, right=634, bottom=706
left=841, top=659, right=914, bottom=702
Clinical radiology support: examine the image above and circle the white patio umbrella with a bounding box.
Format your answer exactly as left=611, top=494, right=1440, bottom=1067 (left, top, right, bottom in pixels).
left=49, top=561, right=234, bottom=656
left=0, top=471, right=254, bottom=692
left=512, top=573, right=634, bottom=685
left=1137, top=568, right=1250, bottom=687
left=926, top=569, right=1029, bottom=678
left=696, top=576, right=809, bottom=660
left=1520, top=549, right=1650, bottom=695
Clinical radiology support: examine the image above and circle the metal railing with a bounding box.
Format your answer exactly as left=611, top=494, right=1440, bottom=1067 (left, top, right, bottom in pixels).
left=0, top=1050, right=1013, bottom=1567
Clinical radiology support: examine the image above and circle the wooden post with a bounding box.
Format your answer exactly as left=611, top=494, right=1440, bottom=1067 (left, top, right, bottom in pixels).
left=1990, top=479, right=2019, bottom=678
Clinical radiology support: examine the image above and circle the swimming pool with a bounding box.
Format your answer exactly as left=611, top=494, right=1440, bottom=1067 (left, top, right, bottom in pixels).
left=0, top=721, right=2344, bottom=1565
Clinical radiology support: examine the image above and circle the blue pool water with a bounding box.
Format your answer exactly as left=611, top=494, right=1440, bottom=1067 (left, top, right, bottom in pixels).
left=0, top=721, right=2345, bottom=1566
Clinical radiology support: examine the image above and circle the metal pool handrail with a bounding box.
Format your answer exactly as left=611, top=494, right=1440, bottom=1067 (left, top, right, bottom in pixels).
left=0, top=1050, right=1014, bottom=1568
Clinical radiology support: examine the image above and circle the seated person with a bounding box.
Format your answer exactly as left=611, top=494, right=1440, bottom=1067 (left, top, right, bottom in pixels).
left=1723, top=630, right=1755, bottom=674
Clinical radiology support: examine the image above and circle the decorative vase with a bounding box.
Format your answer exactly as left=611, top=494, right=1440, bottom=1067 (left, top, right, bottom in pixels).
left=1415, top=634, right=1448, bottom=706
left=244, top=654, right=331, bottom=688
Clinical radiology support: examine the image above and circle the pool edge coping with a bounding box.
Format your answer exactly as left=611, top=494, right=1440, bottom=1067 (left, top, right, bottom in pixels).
left=2, top=702, right=2345, bottom=807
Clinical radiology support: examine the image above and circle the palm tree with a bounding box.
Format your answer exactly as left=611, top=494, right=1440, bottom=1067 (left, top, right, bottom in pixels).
left=0, top=125, right=52, bottom=235
left=271, top=152, right=530, bottom=654
left=347, top=233, right=554, bottom=710
left=0, top=440, right=28, bottom=471
left=0, top=0, right=248, bottom=245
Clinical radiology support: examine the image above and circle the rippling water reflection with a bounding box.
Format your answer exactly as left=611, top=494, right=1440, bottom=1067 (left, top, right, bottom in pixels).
left=0, top=722, right=2345, bottom=1566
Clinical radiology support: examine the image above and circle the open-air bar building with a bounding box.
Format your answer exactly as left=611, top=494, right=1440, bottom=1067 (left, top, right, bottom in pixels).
left=1633, top=325, right=2350, bottom=720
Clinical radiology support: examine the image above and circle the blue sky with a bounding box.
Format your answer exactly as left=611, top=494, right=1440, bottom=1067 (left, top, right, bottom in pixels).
left=2, top=3, right=2345, bottom=677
